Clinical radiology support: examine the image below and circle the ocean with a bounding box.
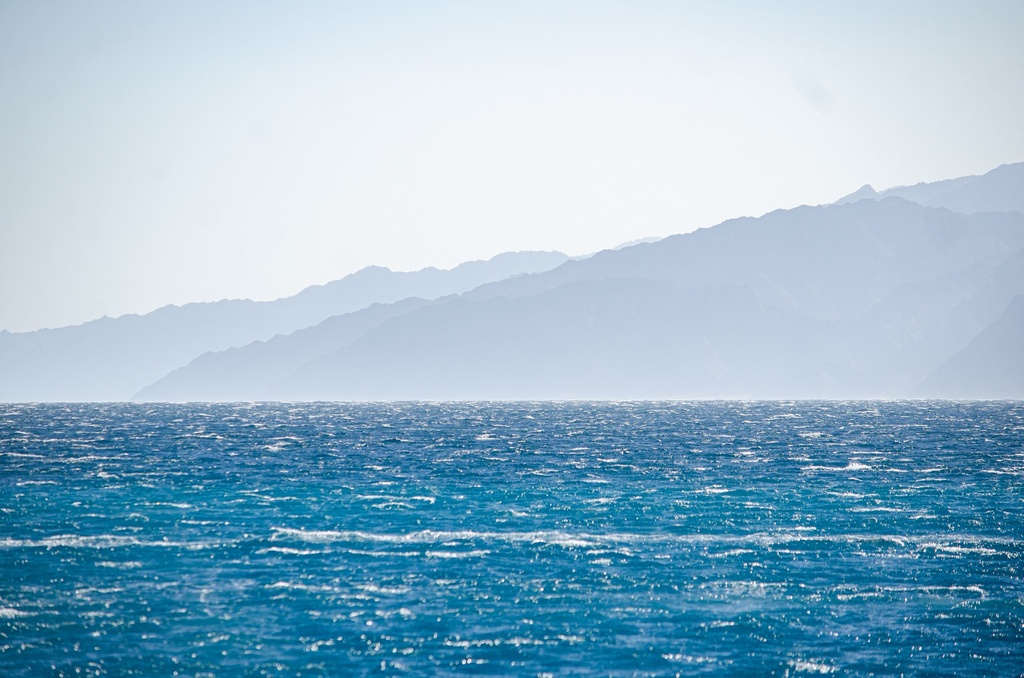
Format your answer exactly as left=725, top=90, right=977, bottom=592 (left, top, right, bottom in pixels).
left=1, top=401, right=1022, bottom=676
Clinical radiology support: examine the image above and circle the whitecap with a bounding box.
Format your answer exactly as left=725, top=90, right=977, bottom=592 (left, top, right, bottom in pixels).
left=355, top=584, right=410, bottom=594
left=0, top=534, right=219, bottom=550
left=425, top=549, right=490, bottom=559
left=790, top=659, right=835, bottom=674
left=270, top=527, right=601, bottom=548
left=0, top=607, right=31, bottom=618
left=265, top=581, right=335, bottom=592
left=96, top=561, right=143, bottom=569
left=803, top=462, right=871, bottom=472
left=711, top=549, right=755, bottom=558
left=920, top=543, right=998, bottom=556
left=255, top=547, right=322, bottom=556
left=698, top=486, right=730, bottom=494
left=357, top=494, right=435, bottom=504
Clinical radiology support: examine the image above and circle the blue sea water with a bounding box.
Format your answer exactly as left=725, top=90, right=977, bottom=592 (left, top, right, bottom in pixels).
left=1, top=401, right=1022, bottom=677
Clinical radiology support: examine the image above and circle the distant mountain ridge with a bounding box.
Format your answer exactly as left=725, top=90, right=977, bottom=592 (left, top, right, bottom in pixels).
left=461, top=198, right=1024, bottom=321
left=133, top=297, right=438, bottom=402
left=835, top=161, right=1024, bottom=215
left=256, top=201, right=1024, bottom=400
left=136, top=194, right=1024, bottom=401
left=915, top=294, right=1024, bottom=399
left=0, top=251, right=569, bottom=401
left=6, top=161, right=1023, bottom=402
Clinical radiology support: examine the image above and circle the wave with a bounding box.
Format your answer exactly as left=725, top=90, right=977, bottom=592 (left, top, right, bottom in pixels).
left=0, top=534, right=222, bottom=550
left=268, top=527, right=1020, bottom=554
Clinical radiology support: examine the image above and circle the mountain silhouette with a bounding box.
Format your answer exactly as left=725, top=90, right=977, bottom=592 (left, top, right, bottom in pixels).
left=835, top=161, right=1024, bottom=215
left=915, top=294, right=1024, bottom=399
left=132, top=189, right=1024, bottom=401
left=9, top=162, right=1024, bottom=402
left=133, top=297, right=437, bottom=402
left=0, top=251, right=568, bottom=401
left=252, top=200, right=1023, bottom=400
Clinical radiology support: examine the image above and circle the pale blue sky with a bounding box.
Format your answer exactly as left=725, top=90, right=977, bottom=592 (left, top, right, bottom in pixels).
left=2, top=0, right=1023, bottom=331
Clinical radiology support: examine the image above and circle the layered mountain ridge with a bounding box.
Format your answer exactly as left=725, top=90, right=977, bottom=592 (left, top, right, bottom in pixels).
left=0, top=251, right=569, bottom=401
left=145, top=197, right=1020, bottom=401
left=3, top=162, right=1022, bottom=401
left=834, top=162, right=1024, bottom=215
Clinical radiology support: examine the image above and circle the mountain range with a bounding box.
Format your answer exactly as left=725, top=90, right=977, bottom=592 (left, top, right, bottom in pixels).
left=3, top=162, right=1023, bottom=401
left=0, top=251, right=568, bottom=401
left=834, top=161, right=1024, bottom=215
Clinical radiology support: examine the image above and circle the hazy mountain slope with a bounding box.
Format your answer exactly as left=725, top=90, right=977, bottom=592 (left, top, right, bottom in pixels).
left=905, top=162, right=1024, bottom=215
left=821, top=246, right=1024, bottom=395
left=0, top=300, right=290, bottom=402
left=17, top=163, right=1024, bottom=402
left=269, top=279, right=828, bottom=401
left=133, top=297, right=435, bottom=402
left=0, top=251, right=568, bottom=402
left=463, top=199, right=1024, bottom=321
left=263, top=249, right=1024, bottom=401
left=836, top=162, right=1024, bottom=215
left=270, top=251, right=570, bottom=331
left=134, top=199, right=1024, bottom=401
left=915, top=295, right=1024, bottom=399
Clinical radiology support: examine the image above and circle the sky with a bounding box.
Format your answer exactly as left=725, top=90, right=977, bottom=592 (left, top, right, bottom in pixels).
left=1, top=1, right=1023, bottom=332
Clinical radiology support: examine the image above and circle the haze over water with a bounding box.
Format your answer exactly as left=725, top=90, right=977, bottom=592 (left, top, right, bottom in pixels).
left=2, top=401, right=1022, bottom=675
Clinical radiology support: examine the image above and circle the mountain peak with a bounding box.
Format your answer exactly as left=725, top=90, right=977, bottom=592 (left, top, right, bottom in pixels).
left=834, top=184, right=879, bottom=205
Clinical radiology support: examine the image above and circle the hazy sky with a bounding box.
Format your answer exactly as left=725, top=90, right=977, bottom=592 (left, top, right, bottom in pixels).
left=2, top=0, right=1023, bottom=332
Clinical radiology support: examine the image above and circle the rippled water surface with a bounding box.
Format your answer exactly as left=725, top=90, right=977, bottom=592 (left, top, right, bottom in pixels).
left=1, top=401, right=1023, bottom=676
